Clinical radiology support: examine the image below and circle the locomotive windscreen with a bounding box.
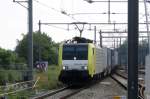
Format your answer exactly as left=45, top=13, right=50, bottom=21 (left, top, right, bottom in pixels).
left=63, top=45, right=88, bottom=60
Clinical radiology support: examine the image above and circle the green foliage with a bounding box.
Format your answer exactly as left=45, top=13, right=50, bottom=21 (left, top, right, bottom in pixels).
left=0, top=70, right=22, bottom=85
left=138, top=40, right=149, bottom=65
left=0, top=70, right=8, bottom=85
left=0, top=48, right=16, bottom=69
left=7, top=90, right=35, bottom=99
left=118, top=40, right=128, bottom=65
left=0, top=40, right=29, bottom=85
left=118, top=39, right=149, bottom=66
left=0, top=47, right=26, bottom=70
left=47, top=66, right=62, bottom=89
left=0, top=66, right=62, bottom=98
left=15, top=32, right=59, bottom=65
left=35, top=65, right=62, bottom=90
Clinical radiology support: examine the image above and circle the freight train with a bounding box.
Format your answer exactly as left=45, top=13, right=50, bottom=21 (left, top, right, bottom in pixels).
left=58, top=37, right=118, bottom=85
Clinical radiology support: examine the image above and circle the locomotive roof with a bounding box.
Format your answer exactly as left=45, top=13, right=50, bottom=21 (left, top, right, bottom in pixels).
left=63, top=43, right=90, bottom=46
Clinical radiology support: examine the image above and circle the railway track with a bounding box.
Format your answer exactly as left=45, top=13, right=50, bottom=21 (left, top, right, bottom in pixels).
left=32, top=78, right=105, bottom=99
left=111, top=71, right=145, bottom=99
left=33, top=70, right=145, bottom=99
left=111, top=73, right=127, bottom=90
left=57, top=85, right=89, bottom=99
left=57, top=80, right=103, bottom=99
left=32, top=85, right=90, bottom=99
left=32, top=86, right=70, bottom=99
left=33, top=83, right=96, bottom=99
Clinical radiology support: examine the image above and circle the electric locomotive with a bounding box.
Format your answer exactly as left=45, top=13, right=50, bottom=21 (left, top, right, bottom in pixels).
left=58, top=37, right=118, bottom=85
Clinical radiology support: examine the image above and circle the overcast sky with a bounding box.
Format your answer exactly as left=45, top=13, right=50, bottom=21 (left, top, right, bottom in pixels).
left=0, top=0, right=149, bottom=50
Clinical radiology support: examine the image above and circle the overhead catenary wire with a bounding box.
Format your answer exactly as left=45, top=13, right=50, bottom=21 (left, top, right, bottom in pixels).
left=34, top=0, right=149, bottom=49
left=84, top=0, right=144, bottom=3
left=40, top=21, right=150, bottom=35
left=34, top=0, right=149, bottom=32
left=16, top=2, right=28, bottom=9
left=33, top=0, right=60, bottom=12
left=44, top=24, right=81, bottom=31
left=33, top=0, right=79, bottom=22
left=45, top=24, right=69, bottom=31
left=69, top=12, right=127, bottom=16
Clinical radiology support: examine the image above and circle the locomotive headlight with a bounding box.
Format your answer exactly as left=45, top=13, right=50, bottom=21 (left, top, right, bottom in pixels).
left=63, top=66, right=65, bottom=70
left=81, top=66, right=87, bottom=70
left=63, top=66, right=68, bottom=70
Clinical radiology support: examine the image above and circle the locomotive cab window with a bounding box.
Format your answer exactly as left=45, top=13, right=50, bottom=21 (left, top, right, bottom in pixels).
left=76, top=46, right=88, bottom=60
left=63, top=46, right=75, bottom=60
left=63, top=45, right=88, bottom=60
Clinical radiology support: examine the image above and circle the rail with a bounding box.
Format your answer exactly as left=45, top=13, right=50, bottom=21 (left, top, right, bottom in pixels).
left=32, top=86, right=70, bottom=99
left=111, top=72, right=145, bottom=99
left=0, top=77, right=40, bottom=97
left=33, top=77, right=107, bottom=99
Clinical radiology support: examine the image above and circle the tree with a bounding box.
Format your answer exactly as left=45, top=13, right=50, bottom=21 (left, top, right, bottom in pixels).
left=118, top=39, right=149, bottom=67
left=0, top=48, right=16, bottom=69
left=118, top=40, right=128, bottom=66
left=138, top=40, right=148, bottom=65
left=15, top=32, right=58, bottom=66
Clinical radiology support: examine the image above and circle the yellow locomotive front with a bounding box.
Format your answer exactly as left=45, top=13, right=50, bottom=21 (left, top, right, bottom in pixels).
left=58, top=43, right=94, bottom=85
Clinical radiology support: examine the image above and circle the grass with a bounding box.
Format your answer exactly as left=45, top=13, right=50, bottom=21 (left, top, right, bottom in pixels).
left=7, top=90, right=35, bottom=99
left=0, top=65, right=63, bottom=99
left=47, top=65, right=63, bottom=89
left=35, top=65, right=63, bottom=90
left=0, top=70, right=23, bottom=95
left=0, top=70, right=23, bottom=85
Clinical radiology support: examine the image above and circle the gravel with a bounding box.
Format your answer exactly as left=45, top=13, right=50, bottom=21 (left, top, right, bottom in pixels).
left=68, top=77, right=127, bottom=99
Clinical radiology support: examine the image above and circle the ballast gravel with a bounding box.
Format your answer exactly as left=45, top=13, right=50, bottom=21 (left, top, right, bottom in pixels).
left=69, top=77, right=127, bottom=99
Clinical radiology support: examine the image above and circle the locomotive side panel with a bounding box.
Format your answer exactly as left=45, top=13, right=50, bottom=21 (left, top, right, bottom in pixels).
left=111, top=50, right=119, bottom=70
left=107, top=48, right=112, bottom=67
left=95, top=47, right=107, bottom=74
left=107, top=48, right=112, bottom=73
left=111, top=50, right=115, bottom=67
left=88, top=44, right=95, bottom=77
left=114, top=51, right=118, bottom=66
left=58, top=44, right=63, bottom=71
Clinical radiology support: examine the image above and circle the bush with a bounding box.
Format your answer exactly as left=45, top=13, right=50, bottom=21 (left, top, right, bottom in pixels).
left=0, top=70, right=23, bottom=85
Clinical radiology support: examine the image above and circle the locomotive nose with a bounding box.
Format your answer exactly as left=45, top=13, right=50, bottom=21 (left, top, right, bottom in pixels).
left=62, top=60, right=88, bottom=70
